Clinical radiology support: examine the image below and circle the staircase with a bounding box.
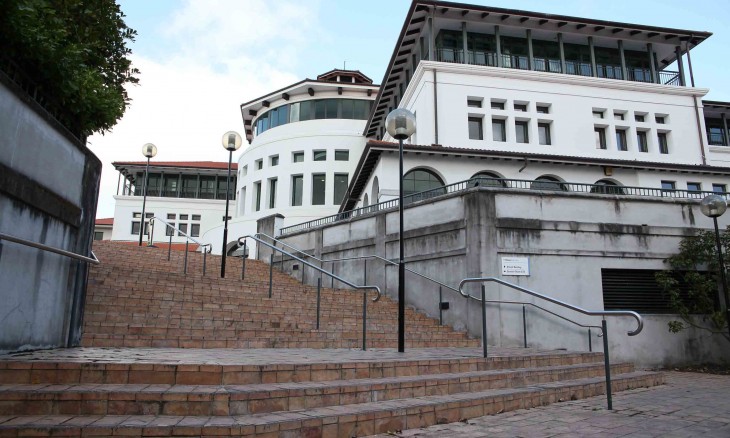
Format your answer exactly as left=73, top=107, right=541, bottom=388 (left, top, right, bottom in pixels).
left=0, top=241, right=664, bottom=436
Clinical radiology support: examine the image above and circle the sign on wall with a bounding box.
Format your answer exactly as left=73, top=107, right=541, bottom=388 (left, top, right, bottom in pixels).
left=501, top=256, right=530, bottom=276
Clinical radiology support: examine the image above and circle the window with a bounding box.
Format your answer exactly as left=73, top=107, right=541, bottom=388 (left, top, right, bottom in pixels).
left=165, top=224, right=174, bottom=236
left=270, top=155, right=279, bottom=166
left=687, top=182, right=702, bottom=193
left=661, top=181, right=676, bottom=191
left=191, top=215, right=201, bottom=221
left=655, top=116, right=666, bottom=124
left=335, top=150, right=349, bottom=161
left=538, top=123, right=551, bottom=145
left=313, top=150, right=327, bottom=161
left=291, top=175, right=303, bottom=206
left=635, top=114, right=645, bottom=122
left=166, top=213, right=175, bottom=220
left=131, top=221, right=141, bottom=235
left=614, top=112, right=625, bottom=121
left=133, top=212, right=142, bottom=218
left=592, top=110, right=604, bottom=119
left=254, top=181, right=261, bottom=211
left=178, top=223, right=187, bottom=236
left=637, top=131, right=648, bottom=153
left=536, top=105, right=550, bottom=114
left=467, top=98, right=482, bottom=108
left=602, top=269, right=700, bottom=313
left=312, top=174, right=326, bottom=205
left=190, top=224, right=200, bottom=237
left=515, top=121, right=529, bottom=143
left=471, top=172, right=507, bottom=187
left=658, top=132, right=669, bottom=154
left=293, top=152, right=304, bottom=163
left=616, top=129, right=628, bottom=151
left=256, top=159, right=263, bottom=170
left=94, top=232, right=104, bottom=241
left=595, top=127, right=607, bottom=149
left=242, top=165, right=248, bottom=176
left=492, top=119, right=506, bottom=142
left=181, top=175, right=197, bottom=198
left=514, top=103, right=528, bottom=112
left=403, top=169, right=446, bottom=200
left=531, top=176, right=567, bottom=191
left=199, top=176, right=216, bottom=199
left=491, top=101, right=505, bottom=110
left=334, top=173, right=348, bottom=204
left=713, top=184, right=727, bottom=193
left=468, top=117, right=483, bottom=140
left=180, top=214, right=188, bottom=220
left=590, top=179, right=625, bottom=195
left=145, top=212, right=154, bottom=218
left=268, top=178, right=277, bottom=208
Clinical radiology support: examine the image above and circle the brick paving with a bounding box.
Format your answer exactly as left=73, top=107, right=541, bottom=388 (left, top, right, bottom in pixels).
left=368, top=371, right=730, bottom=438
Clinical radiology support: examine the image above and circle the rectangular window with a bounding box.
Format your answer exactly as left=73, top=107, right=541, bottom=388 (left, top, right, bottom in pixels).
left=190, top=224, right=200, bottom=237
left=468, top=117, right=483, bottom=140
left=637, top=131, right=648, bottom=153
left=491, top=101, right=505, bottom=110
left=191, top=214, right=201, bottom=221
left=166, top=213, right=176, bottom=220
left=313, top=150, right=327, bottom=161
left=268, top=178, right=277, bottom=208
left=270, top=155, right=279, bottom=166
left=256, top=159, right=263, bottom=170
left=179, top=214, right=188, bottom=221
left=595, top=127, right=607, bottom=149
left=514, top=103, right=528, bottom=112
left=492, top=119, right=506, bottom=142
left=602, top=269, right=700, bottom=313
left=467, top=98, right=482, bottom=108
left=592, top=111, right=604, bottom=119
left=165, top=224, right=174, bottom=237
left=293, top=152, right=304, bottom=163
left=312, top=173, right=326, bottom=205
left=242, top=165, right=248, bottom=176
left=291, top=175, right=303, bottom=206
left=687, top=182, right=702, bottom=192
left=334, top=173, right=348, bottom=205
left=614, top=112, right=625, bottom=121
left=199, top=176, right=216, bottom=199
left=254, top=181, right=261, bottom=211
left=335, top=150, right=349, bottom=161
left=94, top=232, right=104, bottom=241
left=145, top=212, right=154, bottom=218
left=635, top=114, right=645, bottom=122
left=658, top=133, right=669, bottom=154
left=133, top=212, right=142, bottom=218
left=538, top=123, right=551, bottom=145
left=655, top=116, right=666, bottom=124
left=515, top=121, right=529, bottom=143
left=536, top=105, right=550, bottom=114
left=661, top=181, right=676, bottom=191
left=178, top=223, right=187, bottom=236
left=131, top=221, right=140, bottom=235
left=616, top=129, right=628, bottom=151
left=713, top=184, right=727, bottom=193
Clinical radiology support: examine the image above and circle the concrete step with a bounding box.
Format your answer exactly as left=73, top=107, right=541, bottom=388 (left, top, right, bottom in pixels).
left=0, top=371, right=663, bottom=437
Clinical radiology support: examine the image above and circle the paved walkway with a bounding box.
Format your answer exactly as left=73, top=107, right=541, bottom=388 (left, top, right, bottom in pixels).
left=368, top=371, right=730, bottom=437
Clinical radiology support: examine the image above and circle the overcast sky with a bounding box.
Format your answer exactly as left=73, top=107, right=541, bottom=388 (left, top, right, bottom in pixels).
left=89, top=0, right=730, bottom=218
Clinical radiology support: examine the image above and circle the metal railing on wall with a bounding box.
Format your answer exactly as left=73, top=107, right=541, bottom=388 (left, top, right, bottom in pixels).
left=147, top=217, right=211, bottom=276
left=280, top=176, right=729, bottom=235
left=0, top=232, right=99, bottom=265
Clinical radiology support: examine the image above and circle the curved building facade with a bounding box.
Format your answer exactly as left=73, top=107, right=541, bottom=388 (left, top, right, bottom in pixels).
left=200, top=70, right=378, bottom=253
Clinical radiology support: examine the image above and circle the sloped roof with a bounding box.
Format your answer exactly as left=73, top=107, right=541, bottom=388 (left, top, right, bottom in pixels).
left=95, top=218, right=113, bottom=226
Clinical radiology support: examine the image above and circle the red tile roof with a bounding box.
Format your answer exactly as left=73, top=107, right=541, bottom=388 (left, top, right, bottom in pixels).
left=113, top=161, right=238, bottom=170
left=95, top=218, right=114, bottom=226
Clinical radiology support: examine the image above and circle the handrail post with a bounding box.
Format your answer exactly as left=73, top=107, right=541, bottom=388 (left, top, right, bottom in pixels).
left=269, top=253, right=274, bottom=298
left=331, top=262, right=335, bottom=289
left=316, top=278, right=321, bottom=330
left=241, top=241, right=246, bottom=280
left=302, top=260, right=306, bottom=285
left=522, top=305, right=527, bottom=348
left=588, top=328, right=593, bottom=352
left=183, top=240, right=189, bottom=275
left=602, top=319, right=613, bottom=410
left=203, top=248, right=207, bottom=277
left=481, top=285, right=488, bottom=358
left=362, top=291, right=367, bottom=351
left=364, top=259, right=367, bottom=284
left=167, top=227, right=172, bottom=261
left=439, top=286, right=443, bottom=325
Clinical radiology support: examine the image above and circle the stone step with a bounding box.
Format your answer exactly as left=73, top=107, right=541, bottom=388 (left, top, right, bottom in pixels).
left=0, top=362, right=634, bottom=417
left=0, top=371, right=663, bottom=437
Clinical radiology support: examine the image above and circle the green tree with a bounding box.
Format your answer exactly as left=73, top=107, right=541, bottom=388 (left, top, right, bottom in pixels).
left=656, top=228, right=730, bottom=343
left=0, top=0, right=138, bottom=137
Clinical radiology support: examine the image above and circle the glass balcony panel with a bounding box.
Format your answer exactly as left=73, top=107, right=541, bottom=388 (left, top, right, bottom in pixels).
left=467, top=50, right=496, bottom=66
left=436, top=48, right=464, bottom=63
left=565, top=61, right=592, bottom=77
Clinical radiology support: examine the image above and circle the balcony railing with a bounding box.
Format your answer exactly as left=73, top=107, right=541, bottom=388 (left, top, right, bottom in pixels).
left=596, top=64, right=623, bottom=80
left=564, top=61, right=593, bottom=77
left=709, top=132, right=728, bottom=146
left=659, top=70, right=681, bottom=86
left=436, top=48, right=464, bottom=64
left=466, top=50, right=497, bottom=67
left=533, top=58, right=562, bottom=73
left=280, top=177, right=729, bottom=235
left=500, top=54, right=529, bottom=70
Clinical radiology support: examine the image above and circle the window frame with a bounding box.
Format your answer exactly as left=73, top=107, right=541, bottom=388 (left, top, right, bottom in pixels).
left=492, top=118, right=506, bottom=142
left=468, top=116, right=484, bottom=140
left=538, top=122, right=551, bottom=145
left=311, top=173, right=326, bottom=205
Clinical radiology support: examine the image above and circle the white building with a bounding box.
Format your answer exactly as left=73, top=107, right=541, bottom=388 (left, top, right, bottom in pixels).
left=111, top=161, right=237, bottom=245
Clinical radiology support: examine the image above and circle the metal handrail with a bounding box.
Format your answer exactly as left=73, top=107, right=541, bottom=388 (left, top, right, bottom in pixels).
left=458, top=277, right=643, bottom=336
left=0, top=232, right=99, bottom=265
left=148, top=217, right=212, bottom=276
left=148, top=217, right=211, bottom=252
left=238, top=235, right=380, bottom=302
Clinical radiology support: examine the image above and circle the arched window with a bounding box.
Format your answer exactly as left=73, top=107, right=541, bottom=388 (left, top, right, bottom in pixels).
left=403, top=169, right=446, bottom=203
left=470, top=171, right=508, bottom=188
left=363, top=193, right=369, bottom=208
left=590, top=179, right=625, bottom=195
left=531, top=175, right=568, bottom=191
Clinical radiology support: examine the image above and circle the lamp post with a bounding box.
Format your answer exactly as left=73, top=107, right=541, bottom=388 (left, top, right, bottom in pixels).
left=385, top=108, right=416, bottom=353
left=138, top=143, right=157, bottom=246
left=699, top=194, right=730, bottom=340
left=220, top=131, right=242, bottom=278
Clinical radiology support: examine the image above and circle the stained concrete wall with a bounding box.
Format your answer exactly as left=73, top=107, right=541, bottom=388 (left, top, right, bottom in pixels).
left=0, top=73, right=101, bottom=352
left=273, top=187, right=730, bottom=367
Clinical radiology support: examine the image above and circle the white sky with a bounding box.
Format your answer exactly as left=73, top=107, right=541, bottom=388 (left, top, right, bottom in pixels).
left=89, top=0, right=730, bottom=218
